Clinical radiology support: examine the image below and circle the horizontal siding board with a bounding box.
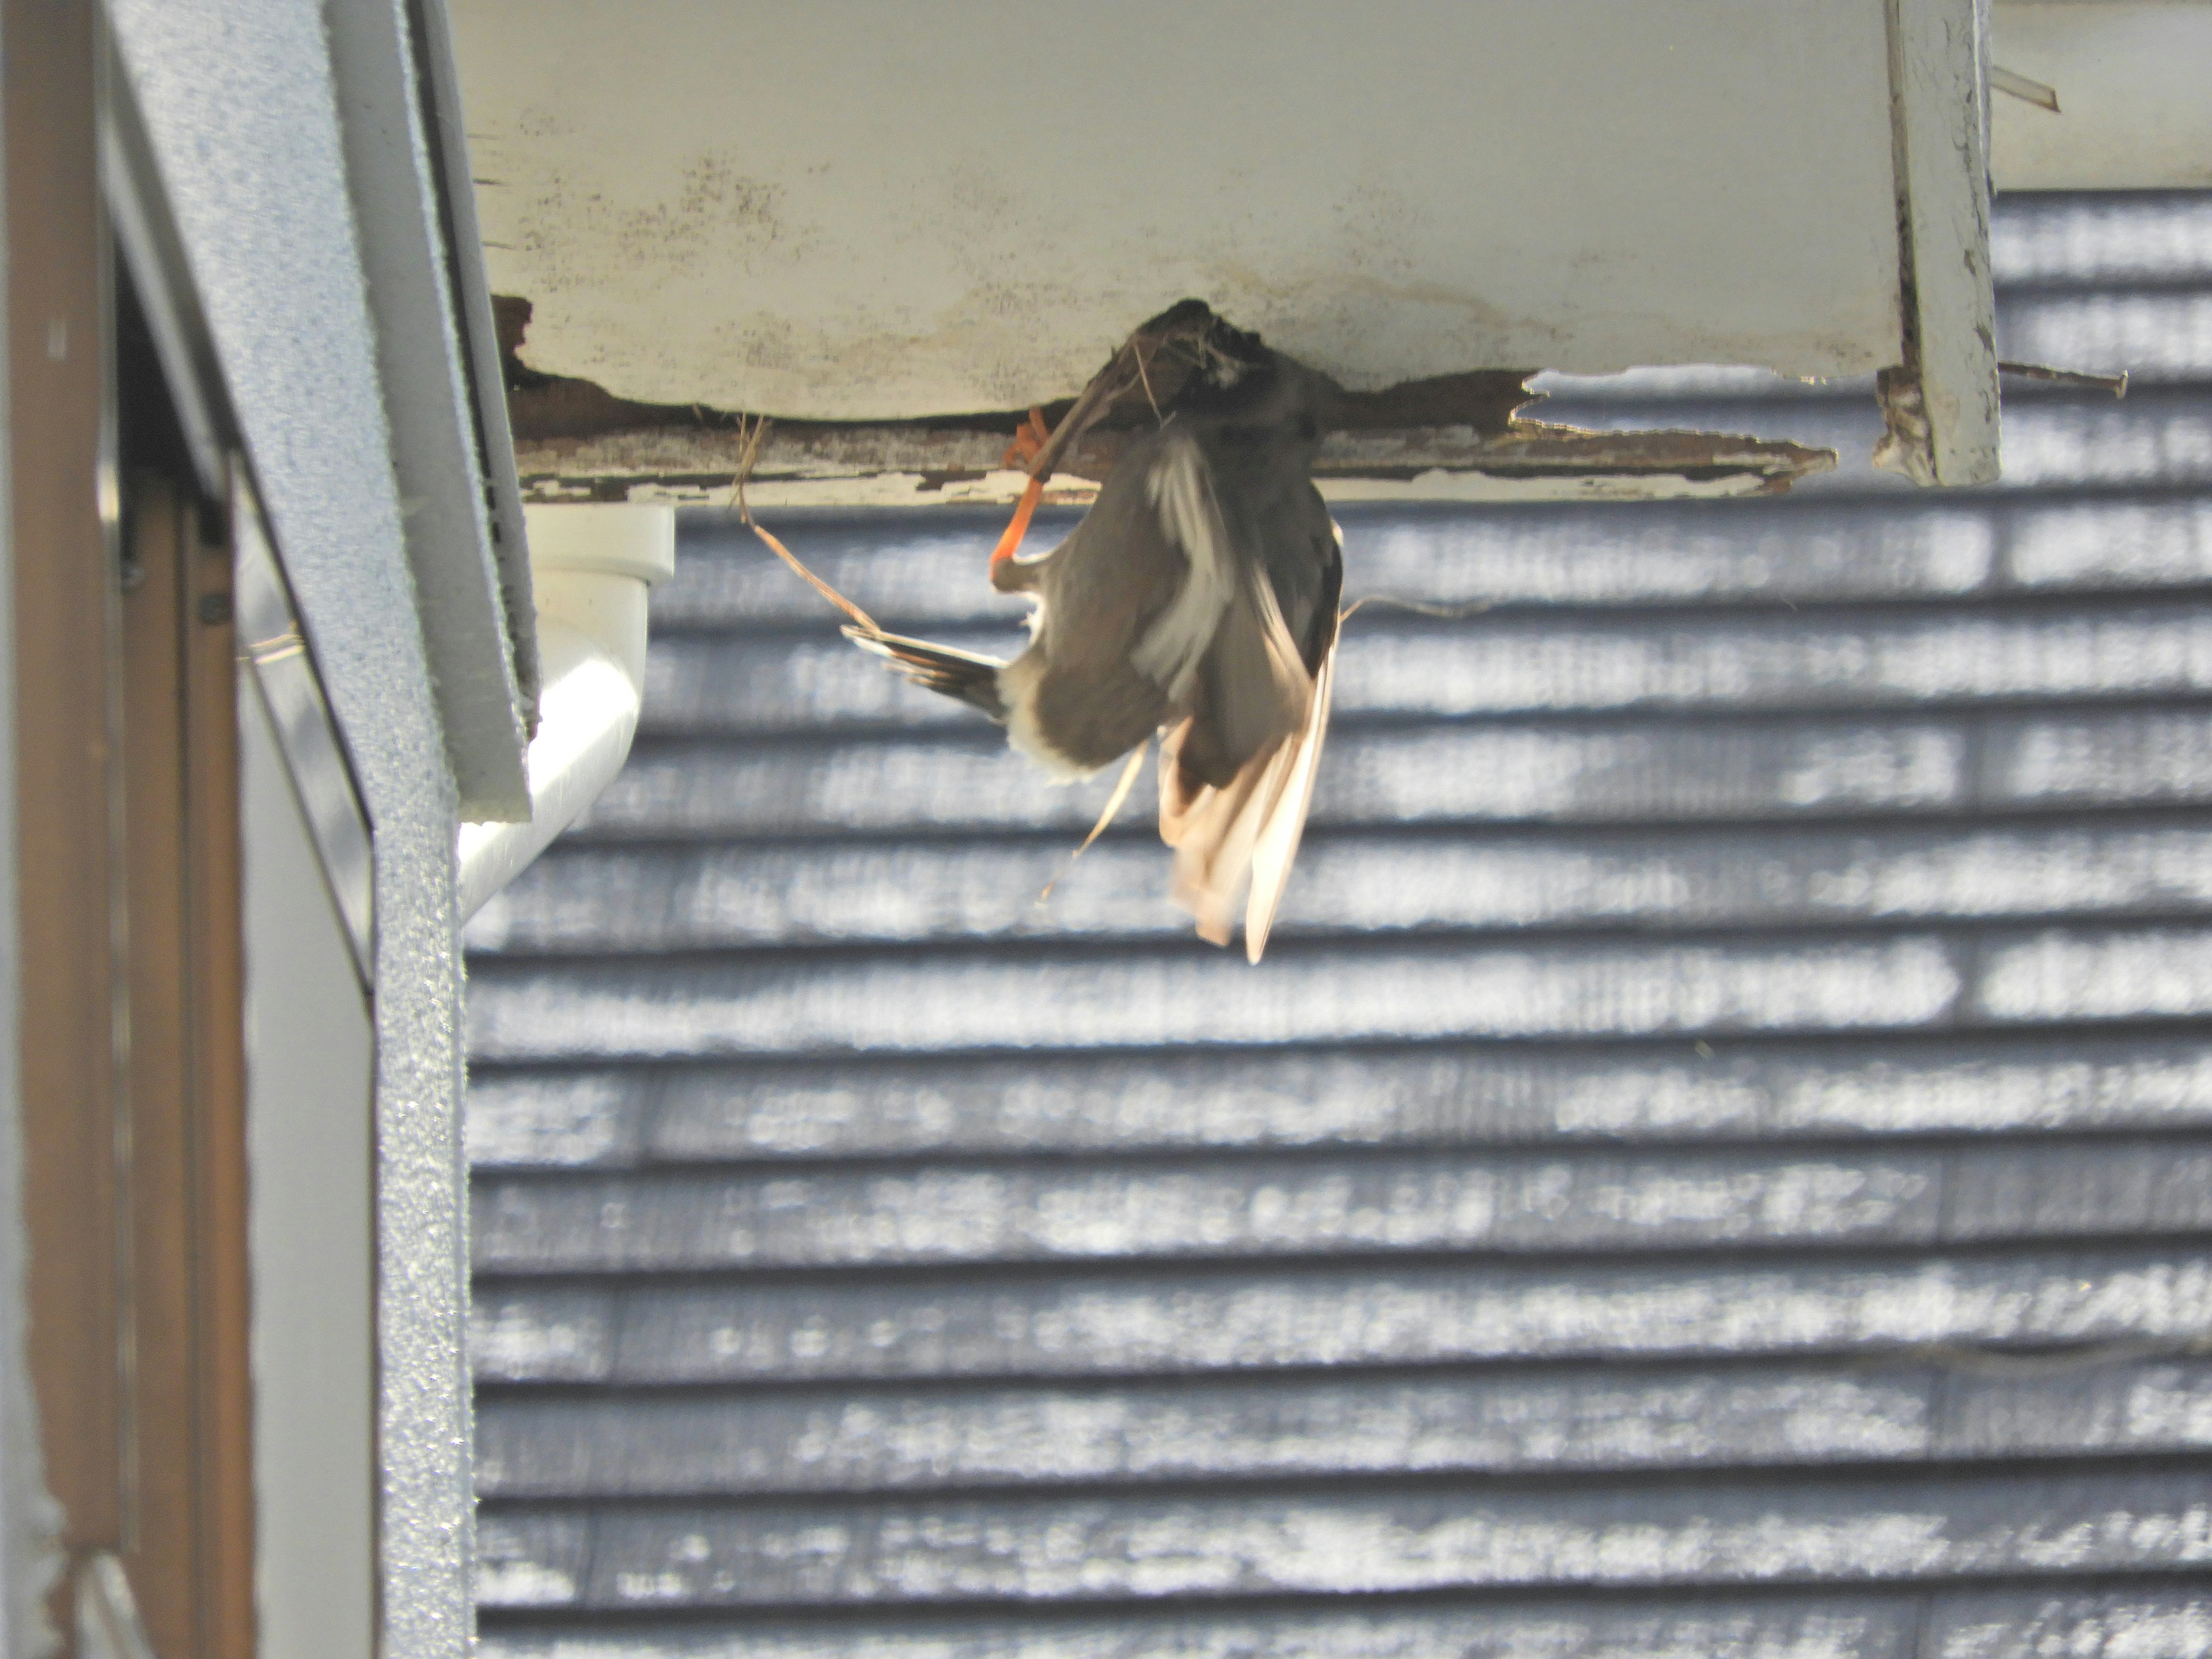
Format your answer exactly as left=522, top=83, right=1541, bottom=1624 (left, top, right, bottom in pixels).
left=475, top=1287, right=614, bottom=1384
left=1978, top=926, right=2212, bottom=1022
left=474, top=1357, right=2212, bottom=1499
left=464, top=934, right=1969, bottom=1063
left=477, top=1509, right=590, bottom=1608
left=475, top=1365, right=1935, bottom=1497
left=577, top=705, right=2212, bottom=842
left=582, top=717, right=1977, bottom=839
left=654, top=493, right=2212, bottom=638
left=1979, top=707, right=2212, bottom=809
left=1988, top=191, right=2212, bottom=286
left=472, top=926, right=2212, bottom=1065
left=469, top=1139, right=2212, bottom=1277
left=479, top=1594, right=1931, bottom=1659
left=481, top=1249, right=2212, bottom=1388
left=647, top=503, right=1994, bottom=636
left=2000, top=501, right=2212, bottom=593
left=641, top=603, right=2212, bottom=736
left=1943, top=1139, right=2212, bottom=1238
left=468, top=1070, right=648, bottom=1169
left=465, top=1037, right=2212, bottom=1170
left=467, top=821, right=2212, bottom=955
left=1324, top=606, right=2212, bottom=719
left=475, top=1590, right=2212, bottom=1659
left=2017, top=499, right=2212, bottom=597
left=475, top=1593, right=2212, bottom=1659
left=1929, top=1585, right=2212, bottom=1658
left=474, top=1465, right=2212, bottom=1609
left=1997, top=291, right=2212, bottom=384
left=471, top=1147, right=1954, bottom=1273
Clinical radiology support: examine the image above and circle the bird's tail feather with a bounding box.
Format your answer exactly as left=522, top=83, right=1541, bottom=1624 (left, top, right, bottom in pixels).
left=846, top=627, right=1009, bottom=722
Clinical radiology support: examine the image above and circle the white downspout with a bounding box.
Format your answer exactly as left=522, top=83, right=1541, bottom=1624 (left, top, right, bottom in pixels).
left=456, top=504, right=674, bottom=918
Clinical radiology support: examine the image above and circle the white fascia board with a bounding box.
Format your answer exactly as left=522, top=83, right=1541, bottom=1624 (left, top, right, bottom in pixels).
left=452, top=0, right=1906, bottom=420
left=327, top=0, right=532, bottom=820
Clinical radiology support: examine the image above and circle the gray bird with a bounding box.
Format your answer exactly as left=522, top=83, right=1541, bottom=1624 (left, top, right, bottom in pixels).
left=854, top=305, right=1343, bottom=961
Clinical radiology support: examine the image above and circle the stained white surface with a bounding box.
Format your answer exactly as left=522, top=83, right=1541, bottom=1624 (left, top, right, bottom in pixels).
left=450, top=0, right=1904, bottom=419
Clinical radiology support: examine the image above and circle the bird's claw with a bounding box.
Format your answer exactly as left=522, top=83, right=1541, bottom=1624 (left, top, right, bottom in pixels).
left=1001, top=407, right=1051, bottom=472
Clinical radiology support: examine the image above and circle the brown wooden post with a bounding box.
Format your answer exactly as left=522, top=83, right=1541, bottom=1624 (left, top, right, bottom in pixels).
left=6, top=4, right=126, bottom=1637
left=9, top=3, right=258, bottom=1647
left=179, top=485, right=254, bottom=1659
left=118, top=475, right=253, bottom=1657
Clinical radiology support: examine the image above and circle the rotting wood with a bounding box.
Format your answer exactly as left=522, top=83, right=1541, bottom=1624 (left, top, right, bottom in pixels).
left=497, top=300, right=1834, bottom=510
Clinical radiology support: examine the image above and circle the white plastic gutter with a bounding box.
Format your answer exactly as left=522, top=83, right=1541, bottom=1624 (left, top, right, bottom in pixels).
left=456, top=503, right=675, bottom=918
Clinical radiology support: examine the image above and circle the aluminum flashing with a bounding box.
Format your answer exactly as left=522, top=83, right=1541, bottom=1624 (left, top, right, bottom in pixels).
left=465, top=192, right=2212, bottom=1654
left=324, top=0, right=529, bottom=819
left=408, top=0, right=540, bottom=738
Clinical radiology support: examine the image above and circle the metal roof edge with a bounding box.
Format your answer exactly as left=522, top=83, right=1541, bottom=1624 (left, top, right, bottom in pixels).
left=327, top=0, right=532, bottom=821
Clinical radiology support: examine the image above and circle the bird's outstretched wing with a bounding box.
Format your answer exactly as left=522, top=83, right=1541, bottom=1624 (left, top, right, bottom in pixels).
left=1157, top=554, right=1340, bottom=963
left=1241, top=602, right=1339, bottom=961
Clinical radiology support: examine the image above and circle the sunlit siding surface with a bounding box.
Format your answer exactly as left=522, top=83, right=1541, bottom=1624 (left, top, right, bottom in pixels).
left=465, top=193, right=2212, bottom=1657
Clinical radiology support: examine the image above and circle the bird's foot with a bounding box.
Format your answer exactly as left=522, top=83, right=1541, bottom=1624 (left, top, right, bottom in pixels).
left=990, top=407, right=1053, bottom=574
left=1001, top=407, right=1051, bottom=471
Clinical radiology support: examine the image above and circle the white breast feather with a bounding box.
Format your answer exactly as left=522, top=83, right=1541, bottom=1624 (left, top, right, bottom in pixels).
left=1132, top=435, right=1234, bottom=702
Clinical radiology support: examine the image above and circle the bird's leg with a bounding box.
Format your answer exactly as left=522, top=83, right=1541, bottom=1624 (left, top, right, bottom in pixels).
left=986, top=325, right=1156, bottom=582
left=990, top=408, right=1053, bottom=574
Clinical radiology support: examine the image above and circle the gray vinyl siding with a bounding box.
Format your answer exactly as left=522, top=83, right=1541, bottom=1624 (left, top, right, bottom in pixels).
left=465, top=191, right=2212, bottom=1658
